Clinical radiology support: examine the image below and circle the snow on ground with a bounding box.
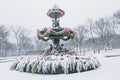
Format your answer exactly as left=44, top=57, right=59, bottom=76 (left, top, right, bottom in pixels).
left=0, top=57, right=16, bottom=63
left=0, top=49, right=120, bottom=80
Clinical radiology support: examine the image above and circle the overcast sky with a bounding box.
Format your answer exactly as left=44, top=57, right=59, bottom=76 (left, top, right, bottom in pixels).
left=0, top=0, right=120, bottom=37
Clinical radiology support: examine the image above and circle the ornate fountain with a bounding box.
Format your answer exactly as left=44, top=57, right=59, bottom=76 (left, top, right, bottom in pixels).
left=37, top=5, right=75, bottom=55
left=10, top=5, right=100, bottom=74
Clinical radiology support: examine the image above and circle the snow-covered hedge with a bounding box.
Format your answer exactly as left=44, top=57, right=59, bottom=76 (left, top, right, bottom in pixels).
left=10, top=54, right=101, bottom=74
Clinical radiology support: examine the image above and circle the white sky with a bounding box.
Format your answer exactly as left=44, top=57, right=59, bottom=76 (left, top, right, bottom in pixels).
left=0, top=0, right=120, bottom=38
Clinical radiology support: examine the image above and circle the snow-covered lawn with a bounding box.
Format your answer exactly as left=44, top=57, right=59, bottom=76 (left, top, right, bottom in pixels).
left=0, top=57, right=16, bottom=63
left=0, top=49, right=120, bottom=80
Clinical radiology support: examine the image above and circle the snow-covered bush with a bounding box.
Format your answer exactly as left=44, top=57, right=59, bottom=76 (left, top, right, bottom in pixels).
left=10, top=54, right=100, bottom=74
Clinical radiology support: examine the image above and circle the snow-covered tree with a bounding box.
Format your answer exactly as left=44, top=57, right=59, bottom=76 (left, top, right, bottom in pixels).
left=12, top=26, right=34, bottom=55
left=113, top=10, right=120, bottom=24
left=86, top=19, right=98, bottom=53
left=0, top=25, right=10, bottom=56
left=94, top=18, right=115, bottom=52
left=75, top=25, right=88, bottom=53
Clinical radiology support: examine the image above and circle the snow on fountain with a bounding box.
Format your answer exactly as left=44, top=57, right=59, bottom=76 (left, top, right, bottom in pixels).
left=10, top=5, right=101, bottom=74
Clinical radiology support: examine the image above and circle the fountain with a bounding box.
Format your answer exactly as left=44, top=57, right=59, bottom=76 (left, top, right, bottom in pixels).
left=37, top=5, right=75, bottom=55
left=10, top=5, right=100, bottom=74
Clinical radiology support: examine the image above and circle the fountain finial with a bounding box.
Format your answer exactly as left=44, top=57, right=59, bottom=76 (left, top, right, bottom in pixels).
left=47, top=5, right=65, bottom=19
left=53, top=5, right=59, bottom=10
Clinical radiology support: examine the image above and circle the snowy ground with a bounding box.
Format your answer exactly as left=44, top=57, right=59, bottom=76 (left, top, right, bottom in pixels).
left=0, top=49, right=120, bottom=80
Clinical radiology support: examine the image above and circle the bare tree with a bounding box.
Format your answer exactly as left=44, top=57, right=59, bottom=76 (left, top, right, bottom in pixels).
left=0, top=25, right=9, bottom=56
left=12, top=26, right=32, bottom=55
left=113, top=10, right=120, bottom=24
left=86, top=19, right=98, bottom=53
left=75, top=25, right=88, bottom=53
left=0, top=25, right=9, bottom=43
left=94, top=18, right=115, bottom=52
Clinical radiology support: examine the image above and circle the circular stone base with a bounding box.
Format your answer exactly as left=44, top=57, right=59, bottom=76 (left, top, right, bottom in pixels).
left=10, top=54, right=101, bottom=74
